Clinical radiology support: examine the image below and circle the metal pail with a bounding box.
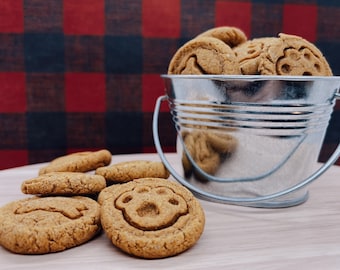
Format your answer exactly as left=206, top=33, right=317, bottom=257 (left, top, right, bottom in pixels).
left=153, top=75, right=340, bottom=208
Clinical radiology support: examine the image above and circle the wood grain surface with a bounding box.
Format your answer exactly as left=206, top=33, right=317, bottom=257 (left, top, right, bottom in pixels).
left=0, top=153, right=339, bottom=270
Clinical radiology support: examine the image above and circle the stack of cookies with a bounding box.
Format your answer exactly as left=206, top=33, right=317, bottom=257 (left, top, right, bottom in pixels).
left=168, top=26, right=332, bottom=76
left=0, top=150, right=205, bottom=259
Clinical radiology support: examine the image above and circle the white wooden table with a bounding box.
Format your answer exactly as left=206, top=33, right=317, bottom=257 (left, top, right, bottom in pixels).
left=1, top=153, right=340, bottom=270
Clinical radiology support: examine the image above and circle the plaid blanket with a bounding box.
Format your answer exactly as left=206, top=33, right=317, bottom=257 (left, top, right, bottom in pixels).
left=0, top=0, right=339, bottom=169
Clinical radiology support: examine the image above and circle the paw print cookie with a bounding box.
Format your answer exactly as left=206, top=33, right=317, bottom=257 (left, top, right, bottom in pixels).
left=115, top=184, right=188, bottom=230
left=260, top=33, right=333, bottom=76
left=100, top=178, right=205, bottom=259
left=234, top=33, right=332, bottom=76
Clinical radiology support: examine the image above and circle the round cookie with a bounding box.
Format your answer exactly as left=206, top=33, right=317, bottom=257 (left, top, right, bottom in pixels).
left=95, top=160, right=170, bottom=183
left=21, top=172, right=106, bottom=195
left=196, top=26, right=247, bottom=48
left=259, top=33, right=333, bottom=76
left=39, top=149, right=112, bottom=175
left=100, top=178, right=205, bottom=259
left=168, top=36, right=241, bottom=75
left=234, top=33, right=332, bottom=76
left=0, top=196, right=101, bottom=254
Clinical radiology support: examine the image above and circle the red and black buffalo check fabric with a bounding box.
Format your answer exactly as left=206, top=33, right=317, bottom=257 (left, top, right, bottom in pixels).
left=0, top=0, right=339, bottom=169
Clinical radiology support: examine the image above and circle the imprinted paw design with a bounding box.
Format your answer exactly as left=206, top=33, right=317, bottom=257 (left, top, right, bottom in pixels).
left=277, top=47, right=325, bottom=76
left=115, top=185, right=188, bottom=230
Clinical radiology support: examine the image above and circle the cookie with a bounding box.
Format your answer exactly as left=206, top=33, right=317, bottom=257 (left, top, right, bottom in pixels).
left=100, top=178, right=205, bottom=259
left=233, top=37, right=276, bottom=75
left=0, top=196, right=101, bottom=254
left=182, top=130, right=221, bottom=175
left=21, top=172, right=106, bottom=196
left=205, top=131, right=238, bottom=154
left=168, top=36, right=241, bottom=75
left=181, top=130, right=237, bottom=176
left=95, top=160, right=170, bottom=183
left=39, top=149, right=112, bottom=175
left=259, top=33, right=333, bottom=76
left=196, top=26, right=247, bottom=48
left=97, top=184, right=118, bottom=205
left=234, top=34, right=332, bottom=76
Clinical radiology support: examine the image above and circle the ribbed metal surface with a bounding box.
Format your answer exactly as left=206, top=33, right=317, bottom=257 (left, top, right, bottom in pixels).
left=170, top=100, right=333, bottom=136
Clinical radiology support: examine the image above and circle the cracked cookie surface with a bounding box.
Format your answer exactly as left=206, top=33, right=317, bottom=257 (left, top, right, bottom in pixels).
left=168, top=36, right=241, bottom=75
left=21, top=172, right=106, bottom=195
left=100, top=178, right=205, bottom=259
left=95, top=160, right=169, bottom=183
left=0, top=196, right=101, bottom=254
left=39, top=149, right=112, bottom=175
left=196, top=26, right=247, bottom=48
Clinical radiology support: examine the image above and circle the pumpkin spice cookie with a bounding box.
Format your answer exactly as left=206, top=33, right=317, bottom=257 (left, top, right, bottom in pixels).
left=168, top=36, right=241, bottom=75
left=100, top=178, right=205, bottom=259
left=21, top=172, right=106, bottom=196
left=39, top=149, right=112, bottom=175
left=0, top=196, right=101, bottom=254
left=95, top=160, right=170, bottom=183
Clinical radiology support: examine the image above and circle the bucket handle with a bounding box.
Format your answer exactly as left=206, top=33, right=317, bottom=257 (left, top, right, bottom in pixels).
left=153, top=95, right=340, bottom=204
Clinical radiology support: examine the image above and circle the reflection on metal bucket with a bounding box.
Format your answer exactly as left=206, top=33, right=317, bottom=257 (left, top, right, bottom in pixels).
left=153, top=75, right=340, bottom=208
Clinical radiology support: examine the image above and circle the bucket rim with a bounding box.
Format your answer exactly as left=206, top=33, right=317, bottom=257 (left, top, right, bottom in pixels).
left=161, top=74, right=340, bottom=82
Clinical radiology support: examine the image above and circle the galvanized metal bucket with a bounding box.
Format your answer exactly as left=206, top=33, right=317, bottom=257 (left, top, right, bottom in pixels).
left=153, top=75, right=340, bottom=208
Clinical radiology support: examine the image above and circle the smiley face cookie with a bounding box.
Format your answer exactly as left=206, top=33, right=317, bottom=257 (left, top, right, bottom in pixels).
left=39, top=149, right=112, bottom=175
left=0, top=196, right=101, bottom=254
left=100, top=178, right=205, bottom=259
